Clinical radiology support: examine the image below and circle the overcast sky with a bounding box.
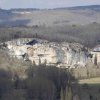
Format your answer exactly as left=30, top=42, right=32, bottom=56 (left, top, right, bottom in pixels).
left=0, top=0, right=100, bottom=9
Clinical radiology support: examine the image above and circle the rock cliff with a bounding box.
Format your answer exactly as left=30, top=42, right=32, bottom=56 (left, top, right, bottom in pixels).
left=1, top=38, right=92, bottom=68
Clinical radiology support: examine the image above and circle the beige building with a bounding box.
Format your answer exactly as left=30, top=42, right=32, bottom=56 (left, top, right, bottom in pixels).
left=91, top=45, right=100, bottom=65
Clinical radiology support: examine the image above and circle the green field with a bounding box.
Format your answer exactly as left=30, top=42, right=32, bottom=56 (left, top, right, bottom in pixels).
left=79, top=77, right=100, bottom=85
left=75, top=77, right=100, bottom=100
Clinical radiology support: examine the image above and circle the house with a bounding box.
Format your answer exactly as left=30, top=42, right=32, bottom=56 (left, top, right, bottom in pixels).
left=91, top=45, right=100, bottom=65
left=93, top=45, right=100, bottom=52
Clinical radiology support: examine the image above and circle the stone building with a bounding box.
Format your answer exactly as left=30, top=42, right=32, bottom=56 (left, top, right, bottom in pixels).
left=91, top=45, right=100, bottom=65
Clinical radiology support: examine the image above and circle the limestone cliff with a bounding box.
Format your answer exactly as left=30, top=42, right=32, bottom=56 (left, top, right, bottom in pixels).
left=1, top=38, right=93, bottom=68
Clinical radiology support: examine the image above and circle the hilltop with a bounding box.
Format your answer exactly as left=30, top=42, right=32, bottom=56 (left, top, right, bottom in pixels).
left=0, top=5, right=100, bottom=27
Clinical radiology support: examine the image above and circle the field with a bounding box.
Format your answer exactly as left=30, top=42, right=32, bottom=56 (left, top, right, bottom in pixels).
left=1, top=5, right=100, bottom=27
left=73, top=77, right=100, bottom=100
left=79, top=77, right=100, bottom=85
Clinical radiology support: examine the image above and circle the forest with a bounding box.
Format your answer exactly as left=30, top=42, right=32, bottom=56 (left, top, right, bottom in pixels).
left=0, top=22, right=100, bottom=48
left=0, top=64, right=76, bottom=100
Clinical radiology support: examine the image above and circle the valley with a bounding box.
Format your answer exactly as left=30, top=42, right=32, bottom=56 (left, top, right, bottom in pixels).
left=0, top=5, right=100, bottom=100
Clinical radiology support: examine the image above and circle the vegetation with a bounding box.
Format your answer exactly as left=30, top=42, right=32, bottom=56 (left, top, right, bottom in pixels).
left=0, top=62, right=100, bottom=100
left=1, top=49, right=100, bottom=100
left=0, top=22, right=100, bottom=47
left=77, top=78, right=100, bottom=100
left=79, top=77, right=100, bottom=85
left=0, top=5, right=100, bottom=100
left=0, top=64, right=76, bottom=100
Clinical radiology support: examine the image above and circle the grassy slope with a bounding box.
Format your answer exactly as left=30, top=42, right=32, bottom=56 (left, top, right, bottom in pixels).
left=76, top=77, right=100, bottom=100
left=1, top=5, right=100, bottom=26
left=79, top=77, right=100, bottom=84
left=11, top=9, right=100, bottom=26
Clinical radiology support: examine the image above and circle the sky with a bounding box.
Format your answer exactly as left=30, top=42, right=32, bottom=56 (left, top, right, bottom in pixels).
left=0, top=0, right=100, bottom=9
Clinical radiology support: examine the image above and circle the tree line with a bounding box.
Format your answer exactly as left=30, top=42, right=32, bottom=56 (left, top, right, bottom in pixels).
left=0, top=65, right=76, bottom=100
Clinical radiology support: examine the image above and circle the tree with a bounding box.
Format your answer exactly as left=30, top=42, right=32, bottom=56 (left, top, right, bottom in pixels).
left=0, top=70, right=13, bottom=99
left=65, top=86, right=73, bottom=100
left=60, top=87, right=65, bottom=100
left=94, top=54, right=97, bottom=66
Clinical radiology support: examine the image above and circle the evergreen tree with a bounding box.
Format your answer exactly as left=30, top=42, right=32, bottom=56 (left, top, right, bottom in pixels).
left=65, top=86, right=73, bottom=100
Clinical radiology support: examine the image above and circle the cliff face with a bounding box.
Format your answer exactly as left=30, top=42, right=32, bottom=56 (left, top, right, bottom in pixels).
left=2, top=38, right=92, bottom=68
